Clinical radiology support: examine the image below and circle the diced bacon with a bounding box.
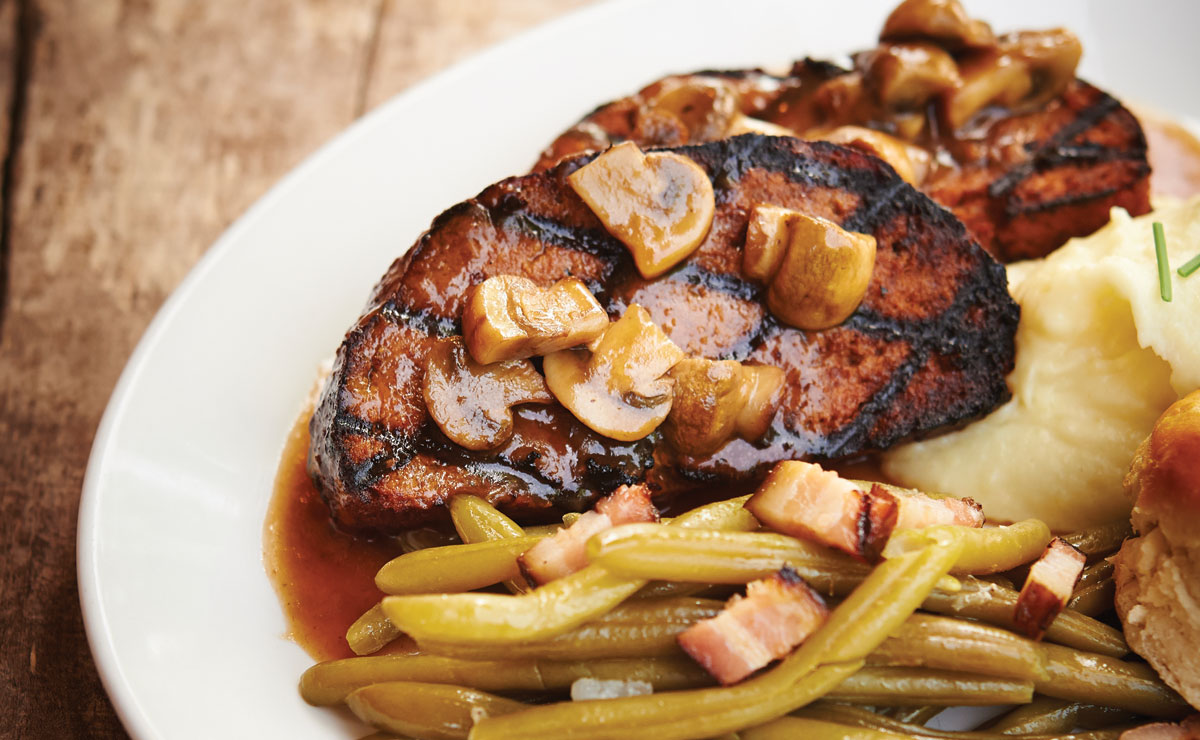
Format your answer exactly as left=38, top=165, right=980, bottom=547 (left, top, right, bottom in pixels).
left=745, top=461, right=898, bottom=561
left=518, top=484, right=658, bottom=585
left=884, top=484, right=985, bottom=530
left=1119, top=716, right=1200, bottom=740
left=1014, top=537, right=1087, bottom=639
left=677, top=567, right=829, bottom=685
left=595, top=483, right=659, bottom=524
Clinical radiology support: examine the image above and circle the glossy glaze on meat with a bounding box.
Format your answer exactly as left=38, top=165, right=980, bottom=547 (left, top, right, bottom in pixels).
left=309, top=135, right=1018, bottom=533
left=535, top=65, right=1151, bottom=262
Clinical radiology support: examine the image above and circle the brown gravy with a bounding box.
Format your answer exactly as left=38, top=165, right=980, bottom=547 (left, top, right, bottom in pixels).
left=1143, top=115, right=1200, bottom=198
left=264, top=411, right=405, bottom=661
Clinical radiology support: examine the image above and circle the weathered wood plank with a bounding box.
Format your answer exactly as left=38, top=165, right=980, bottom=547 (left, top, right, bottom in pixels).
left=0, top=1, right=378, bottom=736
left=0, top=1, right=593, bottom=737
left=363, top=0, right=592, bottom=111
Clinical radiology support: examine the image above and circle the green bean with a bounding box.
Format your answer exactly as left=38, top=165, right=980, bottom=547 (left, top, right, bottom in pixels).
left=522, top=522, right=563, bottom=537
left=741, top=716, right=903, bottom=740
left=1061, top=521, right=1133, bottom=561
left=417, top=597, right=723, bottom=660
left=986, top=697, right=1090, bottom=735
left=448, top=494, right=530, bottom=594
left=301, top=653, right=711, bottom=705
left=347, top=602, right=403, bottom=657
left=1035, top=643, right=1189, bottom=718
left=1075, top=705, right=1139, bottom=730
left=472, top=659, right=863, bottom=740
left=1075, top=560, right=1115, bottom=591
left=587, top=524, right=870, bottom=594
left=868, top=614, right=1046, bottom=682
left=1065, top=561, right=1115, bottom=617
left=920, top=576, right=1128, bottom=658
left=374, top=537, right=541, bottom=595
left=471, top=539, right=962, bottom=740
left=632, top=581, right=722, bottom=599
left=795, top=704, right=1131, bottom=740
left=449, top=494, right=524, bottom=542
left=884, top=520, right=1052, bottom=576
left=382, top=563, right=647, bottom=646
left=345, top=681, right=525, bottom=740
left=587, top=525, right=967, bottom=596
left=825, top=666, right=1033, bottom=706
left=381, top=495, right=758, bottom=647
left=1066, top=580, right=1115, bottom=618
left=671, top=494, right=758, bottom=531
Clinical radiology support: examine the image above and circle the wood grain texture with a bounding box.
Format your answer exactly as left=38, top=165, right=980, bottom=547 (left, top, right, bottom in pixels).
left=0, top=1, right=590, bottom=736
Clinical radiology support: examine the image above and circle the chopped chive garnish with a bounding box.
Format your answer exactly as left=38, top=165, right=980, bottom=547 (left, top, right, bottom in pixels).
left=1178, top=251, right=1200, bottom=278
left=1153, top=222, right=1171, bottom=302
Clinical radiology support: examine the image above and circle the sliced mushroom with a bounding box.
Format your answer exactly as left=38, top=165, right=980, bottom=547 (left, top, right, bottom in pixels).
left=662, top=358, right=785, bottom=456
left=735, top=365, right=787, bottom=441
left=860, top=42, right=961, bottom=111
left=997, top=29, right=1082, bottom=106
left=645, top=78, right=741, bottom=143
left=814, top=125, right=930, bottom=185
left=569, top=141, right=716, bottom=279
left=943, top=51, right=1033, bottom=130
left=743, top=206, right=877, bottom=331
left=880, top=0, right=995, bottom=50
left=422, top=337, right=554, bottom=451
left=543, top=304, right=685, bottom=441
left=743, top=205, right=795, bottom=283
left=462, top=275, right=610, bottom=365
left=726, top=114, right=796, bottom=138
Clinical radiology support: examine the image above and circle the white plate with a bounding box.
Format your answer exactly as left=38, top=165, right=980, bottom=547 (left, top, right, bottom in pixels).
left=78, top=1, right=1200, bottom=737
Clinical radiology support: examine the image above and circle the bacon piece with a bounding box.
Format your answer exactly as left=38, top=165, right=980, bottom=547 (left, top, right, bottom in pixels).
left=1119, top=716, right=1200, bottom=740
left=518, top=484, right=658, bottom=585
left=881, top=484, right=985, bottom=530
left=677, top=567, right=829, bottom=685
left=1014, top=537, right=1086, bottom=639
left=745, top=461, right=898, bottom=561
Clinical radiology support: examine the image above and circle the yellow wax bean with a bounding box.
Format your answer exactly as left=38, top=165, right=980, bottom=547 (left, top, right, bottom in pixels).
left=374, top=537, right=541, bottom=595
left=448, top=494, right=530, bottom=594
left=825, top=666, right=1034, bottom=705
left=884, top=520, right=1052, bottom=576
left=1035, top=643, right=1189, bottom=718
left=301, top=653, right=711, bottom=705
left=346, top=681, right=524, bottom=740
left=347, top=602, right=402, bottom=657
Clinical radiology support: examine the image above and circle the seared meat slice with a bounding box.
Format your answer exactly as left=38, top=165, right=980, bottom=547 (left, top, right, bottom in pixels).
left=535, top=68, right=1150, bottom=262
left=309, top=135, right=1018, bottom=533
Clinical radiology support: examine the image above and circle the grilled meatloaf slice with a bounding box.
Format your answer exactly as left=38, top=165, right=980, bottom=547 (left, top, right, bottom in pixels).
left=309, top=134, right=1018, bottom=533
left=534, top=67, right=1150, bottom=263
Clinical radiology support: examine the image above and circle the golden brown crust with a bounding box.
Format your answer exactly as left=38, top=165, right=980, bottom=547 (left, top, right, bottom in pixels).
left=1114, top=390, right=1200, bottom=711
left=1125, top=391, right=1200, bottom=541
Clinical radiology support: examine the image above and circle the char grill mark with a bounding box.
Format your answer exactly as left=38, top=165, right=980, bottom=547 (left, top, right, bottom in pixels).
left=309, top=135, right=1018, bottom=532
left=537, top=69, right=1150, bottom=262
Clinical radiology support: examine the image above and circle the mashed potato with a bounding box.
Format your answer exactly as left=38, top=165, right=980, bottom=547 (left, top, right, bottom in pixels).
left=882, top=199, right=1200, bottom=531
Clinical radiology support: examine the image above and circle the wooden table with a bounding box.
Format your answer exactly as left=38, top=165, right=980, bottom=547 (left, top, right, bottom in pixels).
left=0, top=1, right=590, bottom=735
